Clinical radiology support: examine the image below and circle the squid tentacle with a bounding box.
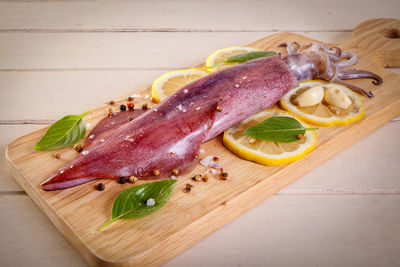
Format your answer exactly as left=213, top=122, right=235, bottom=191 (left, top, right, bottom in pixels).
left=335, top=51, right=358, bottom=68
left=332, top=79, right=374, bottom=98
left=278, top=42, right=302, bottom=54
left=338, top=69, right=383, bottom=85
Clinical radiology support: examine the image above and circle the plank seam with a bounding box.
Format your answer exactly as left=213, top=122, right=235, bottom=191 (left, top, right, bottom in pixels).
left=0, top=29, right=353, bottom=33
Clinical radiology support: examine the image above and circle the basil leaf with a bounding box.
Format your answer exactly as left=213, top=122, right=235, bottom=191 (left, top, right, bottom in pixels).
left=224, top=51, right=277, bottom=64
left=98, top=179, right=177, bottom=231
left=243, top=116, right=318, bottom=143
left=34, top=110, right=92, bottom=151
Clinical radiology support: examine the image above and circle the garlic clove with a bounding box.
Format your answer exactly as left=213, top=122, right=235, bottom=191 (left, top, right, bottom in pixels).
left=324, top=86, right=352, bottom=109
left=294, top=85, right=324, bottom=107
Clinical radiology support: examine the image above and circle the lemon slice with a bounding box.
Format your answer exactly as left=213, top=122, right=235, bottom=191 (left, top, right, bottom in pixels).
left=205, top=46, right=262, bottom=72
left=223, top=109, right=317, bottom=166
left=151, top=68, right=209, bottom=102
left=280, top=80, right=365, bottom=126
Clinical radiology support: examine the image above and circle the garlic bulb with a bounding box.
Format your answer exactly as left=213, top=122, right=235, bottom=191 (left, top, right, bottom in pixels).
left=294, top=85, right=324, bottom=107
left=324, top=86, right=352, bottom=109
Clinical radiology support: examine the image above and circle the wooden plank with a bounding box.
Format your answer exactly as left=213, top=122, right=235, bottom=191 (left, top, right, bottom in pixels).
left=1, top=194, right=399, bottom=267
left=0, top=32, right=352, bottom=70
left=0, top=125, right=42, bottom=192
left=1, top=121, right=399, bottom=193
left=1, top=68, right=399, bottom=121
left=6, top=21, right=400, bottom=265
left=0, top=0, right=399, bottom=31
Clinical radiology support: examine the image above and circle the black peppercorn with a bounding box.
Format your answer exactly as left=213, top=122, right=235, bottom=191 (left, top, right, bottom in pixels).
left=120, top=104, right=127, bottom=111
left=97, top=183, right=105, bottom=191
left=119, top=177, right=127, bottom=184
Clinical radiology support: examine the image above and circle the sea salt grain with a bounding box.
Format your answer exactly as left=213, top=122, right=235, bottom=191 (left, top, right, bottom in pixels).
left=195, top=107, right=200, bottom=111
left=235, top=84, right=239, bottom=88
left=82, top=150, right=89, bottom=155
left=184, top=89, right=188, bottom=93
left=59, top=170, right=64, bottom=174
left=171, top=175, right=177, bottom=180
left=199, top=149, right=205, bottom=153
left=200, top=155, right=214, bottom=166
left=144, top=94, right=149, bottom=99
left=88, top=134, right=95, bottom=139
left=146, top=198, right=156, bottom=206
left=100, top=139, right=105, bottom=143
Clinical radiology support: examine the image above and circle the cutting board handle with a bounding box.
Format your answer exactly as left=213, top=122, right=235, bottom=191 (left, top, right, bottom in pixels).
left=349, top=18, right=400, bottom=67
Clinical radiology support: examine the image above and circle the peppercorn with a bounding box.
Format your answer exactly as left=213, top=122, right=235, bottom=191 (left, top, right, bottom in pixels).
left=172, top=169, right=179, bottom=175
left=151, top=97, right=157, bottom=103
left=54, top=153, right=61, bottom=159
left=119, top=177, right=127, bottom=184
left=216, top=106, right=223, bottom=112
left=142, top=103, right=149, bottom=110
left=128, top=96, right=134, bottom=101
left=127, top=102, right=134, bottom=110
left=183, top=183, right=193, bottom=193
left=97, top=183, right=105, bottom=191
left=153, top=169, right=160, bottom=176
left=109, top=100, right=115, bottom=105
left=192, top=174, right=202, bottom=182
left=169, top=152, right=175, bottom=157
left=297, top=134, right=303, bottom=140
left=128, top=176, right=138, bottom=183
left=107, top=108, right=113, bottom=116
left=202, top=175, right=209, bottom=182
left=220, top=172, right=228, bottom=180
left=74, top=143, right=83, bottom=153
left=127, top=116, right=133, bottom=121
left=120, top=104, right=127, bottom=111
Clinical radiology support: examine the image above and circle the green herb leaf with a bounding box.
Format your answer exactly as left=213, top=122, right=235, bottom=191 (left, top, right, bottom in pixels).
left=224, top=51, right=277, bottom=64
left=34, top=110, right=92, bottom=151
left=243, top=116, right=318, bottom=143
left=98, top=179, right=177, bottom=231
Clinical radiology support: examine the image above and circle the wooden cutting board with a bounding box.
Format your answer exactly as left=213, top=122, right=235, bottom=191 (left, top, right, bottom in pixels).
left=6, top=18, right=400, bottom=266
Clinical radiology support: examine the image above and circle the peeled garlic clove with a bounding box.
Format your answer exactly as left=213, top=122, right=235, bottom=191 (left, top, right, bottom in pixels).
left=324, top=86, right=352, bottom=109
left=295, top=85, right=324, bottom=107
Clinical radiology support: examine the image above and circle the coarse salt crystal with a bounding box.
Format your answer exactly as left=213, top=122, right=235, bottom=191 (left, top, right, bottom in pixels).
left=183, top=110, right=187, bottom=113
left=199, top=149, right=205, bottom=153
left=146, top=198, right=156, bottom=206
left=88, top=134, right=95, bottom=139
left=211, top=162, right=222, bottom=169
left=195, top=107, right=200, bottom=111
left=242, top=76, right=247, bottom=79
left=171, top=175, right=177, bottom=180
left=100, top=139, right=105, bottom=143
left=59, top=170, right=64, bottom=174
left=144, top=94, right=149, bottom=99
left=69, top=165, right=74, bottom=169
left=82, top=150, right=89, bottom=155
left=177, top=104, right=183, bottom=111
left=235, top=84, right=239, bottom=88
left=153, top=108, right=158, bottom=112
left=210, top=169, right=217, bottom=174
left=184, top=89, right=188, bottom=93
left=200, top=155, right=214, bottom=166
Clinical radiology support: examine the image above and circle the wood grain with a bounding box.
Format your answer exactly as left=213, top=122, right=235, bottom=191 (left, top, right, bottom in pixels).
left=0, top=0, right=399, bottom=32
left=6, top=19, right=400, bottom=266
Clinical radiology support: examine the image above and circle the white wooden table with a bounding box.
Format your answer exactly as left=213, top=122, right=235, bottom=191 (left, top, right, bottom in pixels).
left=1, top=1, right=399, bottom=266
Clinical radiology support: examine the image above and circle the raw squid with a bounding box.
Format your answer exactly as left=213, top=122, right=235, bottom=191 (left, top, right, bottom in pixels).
left=41, top=42, right=382, bottom=190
